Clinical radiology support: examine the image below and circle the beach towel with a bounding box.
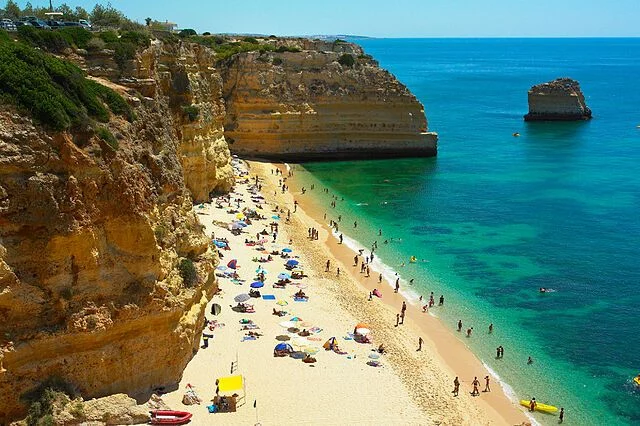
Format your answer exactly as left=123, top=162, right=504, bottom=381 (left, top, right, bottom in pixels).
left=293, top=297, right=308, bottom=302
left=309, top=327, right=323, bottom=334
left=241, top=336, right=257, bottom=342
left=262, top=295, right=276, bottom=300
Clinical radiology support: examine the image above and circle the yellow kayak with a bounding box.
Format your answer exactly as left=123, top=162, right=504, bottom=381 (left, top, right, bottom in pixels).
left=519, top=400, right=558, bottom=414
left=634, top=376, right=640, bottom=386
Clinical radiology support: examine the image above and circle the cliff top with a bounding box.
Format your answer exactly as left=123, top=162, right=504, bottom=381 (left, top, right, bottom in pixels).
left=529, top=77, right=584, bottom=95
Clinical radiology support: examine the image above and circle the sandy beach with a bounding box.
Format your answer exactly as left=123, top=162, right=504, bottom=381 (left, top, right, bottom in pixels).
left=161, top=158, right=528, bottom=425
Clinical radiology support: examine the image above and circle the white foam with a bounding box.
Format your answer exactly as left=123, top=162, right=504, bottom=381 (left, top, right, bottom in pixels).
left=332, top=230, right=422, bottom=303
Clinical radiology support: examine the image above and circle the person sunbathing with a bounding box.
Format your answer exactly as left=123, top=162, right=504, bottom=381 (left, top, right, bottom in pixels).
left=272, top=308, right=287, bottom=316
left=294, top=290, right=307, bottom=299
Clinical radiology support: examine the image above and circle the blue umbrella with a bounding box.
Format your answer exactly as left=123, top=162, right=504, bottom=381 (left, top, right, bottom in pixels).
left=250, top=281, right=264, bottom=288
left=282, top=248, right=293, bottom=253
left=213, top=240, right=227, bottom=248
left=286, top=260, right=299, bottom=267
left=235, top=221, right=248, bottom=228
left=275, top=342, right=292, bottom=351
left=256, top=267, right=267, bottom=274
left=216, top=265, right=227, bottom=271
left=277, top=272, right=291, bottom=280
left=272, top=215, right=280, bottom=220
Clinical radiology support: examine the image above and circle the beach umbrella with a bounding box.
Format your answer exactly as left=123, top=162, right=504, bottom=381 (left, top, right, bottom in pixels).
left=216, top=265, right=227, bottom=271
left=234, top=294, right=250, bottom=303
left=286, top=259, right=299, bottom=267
left=277, top=272, right=291, bottom=280
left=227, top=259, right=238, bottom=269
left=272, top=215, right=280, bottom=220
left=236, top=213, right=244, bottom=219
left=213, top=240, right=227, bottom=248
left=355, top=322, right=370, bottom=330
left=287, top=327, right=300, bottom=333
left=282, top=248, right=293, bottom=253
left=290, top=317, right=302, bottom=322
left=275, top=335, right=290, bottom=341
left=275, top=342, right=292, bottom=351
left=250, top=281, right=264, bottom=288
left=355, top=328, right=371, bottom=335
left=211, top=303, right=222, bottom=316
left=305, top=346, right=320, bottom=355
left=276, top=300, right=288, bottom=306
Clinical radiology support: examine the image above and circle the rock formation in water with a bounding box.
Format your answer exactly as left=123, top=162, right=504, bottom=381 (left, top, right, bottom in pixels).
left=524, top=77, right=592, bottom=121
left=221, top=39, right=437, bottom=160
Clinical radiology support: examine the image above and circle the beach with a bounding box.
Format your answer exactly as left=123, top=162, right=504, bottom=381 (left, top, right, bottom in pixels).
left=161, top=158, right=528, bottom=425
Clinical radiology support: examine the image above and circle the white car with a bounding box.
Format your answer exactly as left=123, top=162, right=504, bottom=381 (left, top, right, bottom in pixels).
left=78, top=19, right=92, bottom=30
left=1, top=18, right=17, bottom=32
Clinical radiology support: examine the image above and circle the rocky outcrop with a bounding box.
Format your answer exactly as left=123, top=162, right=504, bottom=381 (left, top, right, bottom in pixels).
left=221, top=40, right=437, bottom=160
left=524, top=78, right=592, bottom=121
left=0, top=43, right=227, bottom=422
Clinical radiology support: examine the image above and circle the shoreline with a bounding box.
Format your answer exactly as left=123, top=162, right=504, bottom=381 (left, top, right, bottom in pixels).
left=253, top=160, right=528, bottom=424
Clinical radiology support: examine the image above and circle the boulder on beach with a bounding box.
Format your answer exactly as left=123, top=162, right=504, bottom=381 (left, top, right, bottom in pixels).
left=524, top=77, right=592, bottom=121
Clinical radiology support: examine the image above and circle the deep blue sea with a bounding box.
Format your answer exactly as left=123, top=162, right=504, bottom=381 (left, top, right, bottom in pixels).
left=298, top=39, right=640, bottom=425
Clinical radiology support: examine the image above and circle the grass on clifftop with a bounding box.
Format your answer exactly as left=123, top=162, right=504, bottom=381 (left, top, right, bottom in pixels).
left=0, top=34, right=134, bottom=130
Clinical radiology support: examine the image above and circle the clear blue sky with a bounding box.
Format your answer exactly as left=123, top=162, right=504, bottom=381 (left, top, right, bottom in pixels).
left=14, top=0, right=640, bottom=37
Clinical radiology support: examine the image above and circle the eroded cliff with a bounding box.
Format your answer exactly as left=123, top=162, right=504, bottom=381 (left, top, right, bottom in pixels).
left=524, top=77, right=592, bottom=121
left=221, top=39, right=438, bottom=160
left=0, top=41, right=232, bottom=422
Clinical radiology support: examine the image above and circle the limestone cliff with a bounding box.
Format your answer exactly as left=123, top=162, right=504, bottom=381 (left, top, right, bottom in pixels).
left=524, top=77, right=592, bottom=121
left=0, top=41, right=232, bottom=422
left=221, top=40, right=438, bottom=160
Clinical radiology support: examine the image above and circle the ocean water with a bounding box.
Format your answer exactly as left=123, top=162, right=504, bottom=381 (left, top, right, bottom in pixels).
left=297, top=39, right=640, bottom=425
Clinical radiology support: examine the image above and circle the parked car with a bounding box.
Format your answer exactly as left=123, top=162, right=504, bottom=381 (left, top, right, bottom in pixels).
left=78, top=19, right=92, bottom=30
left=63, top=21, right=81, bottom=27
left=29, top=20, right=51, bottom=30
left=46, top=20, right=65, bottom=28
left=20, top=16, right=38, bottom=22
left=1, top=18, right=17, bottom=31
left=13, top=20, right=32, bottom=27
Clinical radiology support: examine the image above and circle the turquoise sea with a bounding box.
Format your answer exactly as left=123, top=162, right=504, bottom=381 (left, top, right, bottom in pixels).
left=298, top=39, right=640, bottom=425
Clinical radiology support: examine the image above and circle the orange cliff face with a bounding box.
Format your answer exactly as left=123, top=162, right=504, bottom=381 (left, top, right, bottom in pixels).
left=0, top=42, right=232, bottom=422
left=220, top=40, right=438, bottom=160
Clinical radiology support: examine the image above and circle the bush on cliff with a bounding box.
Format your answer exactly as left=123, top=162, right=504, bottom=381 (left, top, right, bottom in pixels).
left=182, top=105, right=200, bottom=122
left=23, top=377, right=77, bottom=426
left=338, top=53, right=355, bottom=67
left=0, top=37, right=134, bottom=130
left=96, top=126, right=119, bottom=150
left=178, top=258, right=198, bottom=287
left=17, top=26, right=94, bottom=53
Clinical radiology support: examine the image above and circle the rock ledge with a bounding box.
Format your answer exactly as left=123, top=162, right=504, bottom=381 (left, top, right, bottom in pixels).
left=524, top=77, right=592, bottom=121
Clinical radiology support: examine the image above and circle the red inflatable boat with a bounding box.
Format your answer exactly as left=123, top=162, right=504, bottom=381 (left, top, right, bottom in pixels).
left=149, top=410, right=193, bottom=425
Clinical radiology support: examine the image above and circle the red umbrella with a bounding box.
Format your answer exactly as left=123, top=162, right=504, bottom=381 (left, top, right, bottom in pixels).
left=227, top=259, right=238, bottom=269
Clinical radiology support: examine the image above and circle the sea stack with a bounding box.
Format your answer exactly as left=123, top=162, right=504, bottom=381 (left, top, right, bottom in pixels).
left=524, top=78, right=592, bottom=121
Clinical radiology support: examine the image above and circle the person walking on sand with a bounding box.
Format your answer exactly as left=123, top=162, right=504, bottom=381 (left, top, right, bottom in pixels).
left=559, top=407, right=564, bottom=423
left=484, top=375, right=491, bottom=392
left=395, top=314, right=400, bottom=327
left=336, top=267, right=340, bottom=277
left=395, top=278, right=400, bottom=293
left=471, top=377, right=480, bottom=396
left=325, top=259, right=330, bottom=272
left=354, top=255, right=358, bottom=266
left=457, top=320, right=463, bottom=332
left=379, top=273, right=383, bottom=283
left=368, top=292, right=373, bottom=301
left=400, top=310, right=405, bottom=325
left=417, top=337, right=423, bottom=351
left=339, top=234, right=343, bottom=244
left=452, top=377, right=460, bottom=397
left=401, top=301, right=407, bottom=315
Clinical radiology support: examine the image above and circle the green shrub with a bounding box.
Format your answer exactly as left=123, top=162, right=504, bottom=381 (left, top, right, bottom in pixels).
left=275, top=45, right=300, bottom=53
left=0, top=30, right=10, bottom=43
left=96, top=126, right=118, bottom=150
left=18, top=25, right=69, bottom=52
left=86, top=37, right=106, bottom=51
left=98, top=30, right=119, bottom=44
left=0, top=38, right=132, bottom=130
left=58, top=27, right=93, bottom=49
left=179, top=29, right=197, bottom=38
left=154, top=224, right=167, bottom=243
left=23, top=378, right=75, bottom=426
left=113, top=41, right=136, bottom=72
left=120, top=30, right=151, bottom=48
left=182, top=105, right=200, bottom=122
left=202, top=32, right=211, bottom=36
left=243, top=36, right=258, bottom=44
left=272, top=57, right=283, bottom=66
left=337, top=53, right=355, bottom=67
left=178, top=258, right=197, bottom=287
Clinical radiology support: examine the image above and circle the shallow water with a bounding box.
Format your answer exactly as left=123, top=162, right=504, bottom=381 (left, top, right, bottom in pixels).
left=298, top=38, right=640, bottom=425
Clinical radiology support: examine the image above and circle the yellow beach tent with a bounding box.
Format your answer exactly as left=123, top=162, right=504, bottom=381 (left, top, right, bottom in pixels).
left=216, top=374, right=246, bottom=407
